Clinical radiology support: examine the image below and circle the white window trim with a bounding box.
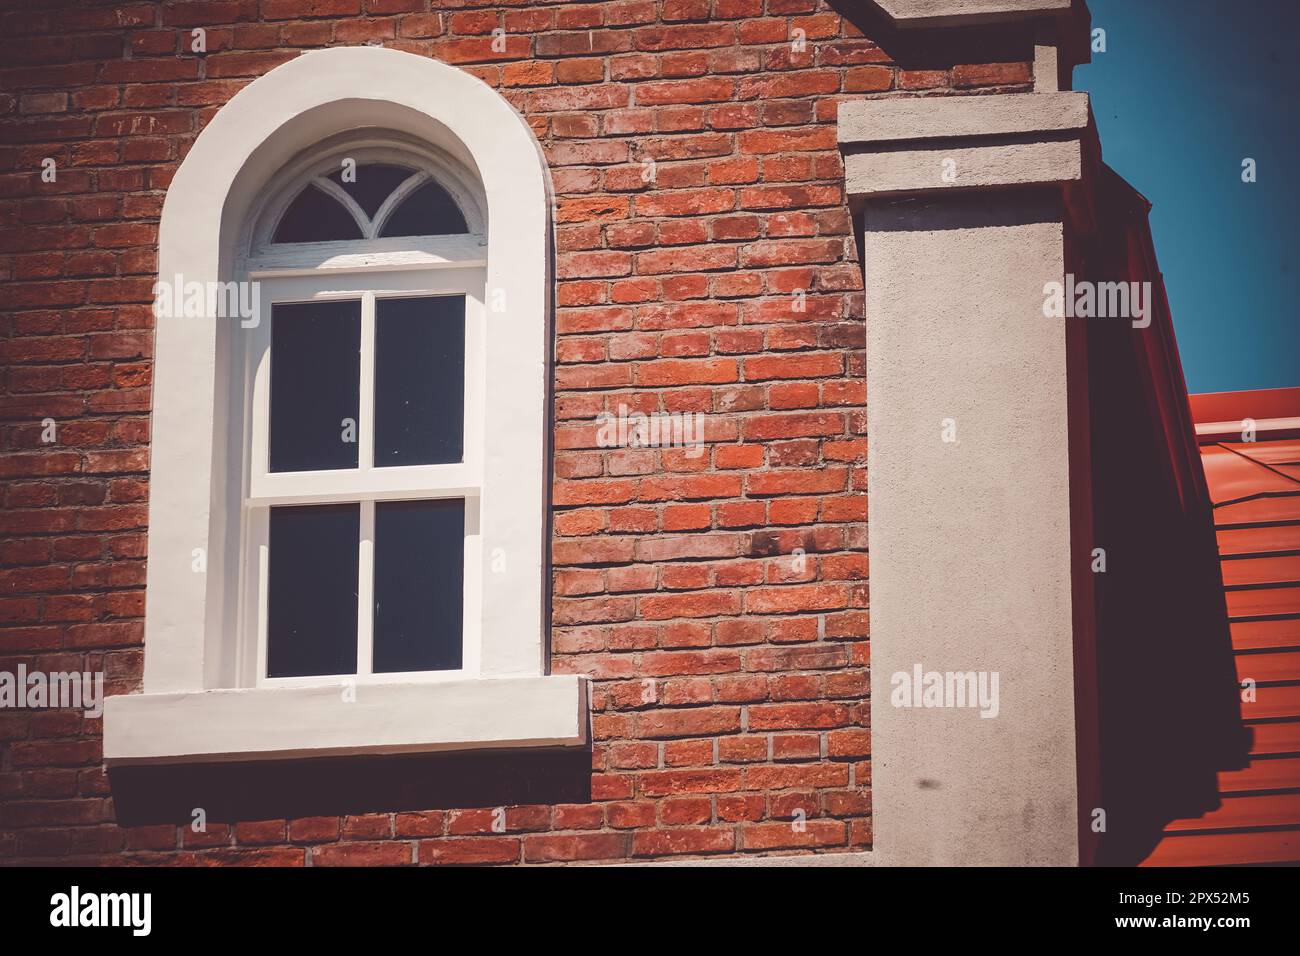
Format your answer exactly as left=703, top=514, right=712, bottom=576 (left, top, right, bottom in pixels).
left=103, top=47, right=586, bottom=767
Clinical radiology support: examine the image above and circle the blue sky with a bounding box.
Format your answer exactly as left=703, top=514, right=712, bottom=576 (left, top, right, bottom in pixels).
left=1075, top=0, right=1299, bottom=393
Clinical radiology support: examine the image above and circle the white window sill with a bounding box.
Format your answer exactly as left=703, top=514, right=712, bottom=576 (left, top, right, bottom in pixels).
left=102, top=674, right=589, bottom=767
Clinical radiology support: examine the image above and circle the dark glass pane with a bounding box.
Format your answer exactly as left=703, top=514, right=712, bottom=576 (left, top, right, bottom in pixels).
left=272, top=183, right=364, bottom=243
left=378, top=179, right=469, bottom=237
left=270, top=300, right=360, bottom=473
left=326, top=163, right=413, bottom=219
left=373, top=499, right=464, bottom=673
left=375, top=296, right=465, bottom=466
left=267, top=504, right=359, bottom=678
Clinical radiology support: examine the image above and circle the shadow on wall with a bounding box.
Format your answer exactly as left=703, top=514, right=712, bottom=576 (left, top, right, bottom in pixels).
left=827, top=0, right=1037, bottom=73
left=109, top=747, right=591, bottom=827
left=1081, top=166, right=1251, bottom=866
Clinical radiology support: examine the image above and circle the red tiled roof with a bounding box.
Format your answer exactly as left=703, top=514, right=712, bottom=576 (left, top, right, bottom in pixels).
left=1142, top=388, right=1300, bottom=865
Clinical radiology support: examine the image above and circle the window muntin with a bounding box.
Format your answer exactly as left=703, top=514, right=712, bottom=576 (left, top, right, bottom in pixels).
left=327, top=163, right=410, bottom=218
left=377, top=178, right=468, bottom=238
left=274, top=184, right=366, bottom=243
left=242, top=268, right=484, bottom=688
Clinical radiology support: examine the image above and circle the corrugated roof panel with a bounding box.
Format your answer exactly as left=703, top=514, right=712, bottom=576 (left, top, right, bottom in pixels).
left=1141, top=830, right=1300, bottom=867
left=1248, top=722, right=1300, bottom=757
left=1220, top=440, right=1300, bottom=465
left=1215, top=495, right=1300, bottom=524
left=1220, top=554, right=1300, bottom=587
left=1164, top=793, right=1300, bottom=832
left=1225, top=584, right=1300, bottom=619
left=1230, top=618, right=1300, bottom=651
left=1141, top=418, right=1300, bottom=866
left=1234, top=649, right=1300, bottom=684
left=1201, top=445, right=1300, bottom=505
left=1217, top=523, right=1300, bottom=556
left=1218, top=756, right=1300, bottom=793
left=1239, top=684, right=1300, bottom=721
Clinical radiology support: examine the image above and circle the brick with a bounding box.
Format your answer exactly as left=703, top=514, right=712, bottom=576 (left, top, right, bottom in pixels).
left=523, top=833, right=627, bottom=862
left=288, top=816, right=339, bottom=843
left=844, top=66, right=894, bottom=92
left=607, top=801, right=657, bottom=828
left=636, top=77, right=734, bottom=105
left=235, top=820, right=286, bottom=845
left=828, top=729, right=872, bottom=758
left=553, top=804, right=605, bottom=829
left=638, top=769, right=743, bottom=796
left=636, top=707, right=740, bottom=738
left=717, top=794, right=766, bottom=822
left=313, top=842, right=411, bottom=866
left=419, top=838, right=520, bottom=865
left=664, top=737, right=715, bottom=765
left=633, top=826, right=735, bottom=856
left=953, top=61, right=1032, bottom=88
left=748, top=703, right=851, bottom=732
left=741, top=820, right=846, bottom=850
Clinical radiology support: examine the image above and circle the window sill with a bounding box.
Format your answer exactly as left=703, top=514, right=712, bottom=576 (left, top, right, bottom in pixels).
left=102, top=674, right=589, bottom=767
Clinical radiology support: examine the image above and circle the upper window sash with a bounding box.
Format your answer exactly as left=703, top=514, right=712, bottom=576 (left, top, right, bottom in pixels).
left=244, top=269, right=485, bottom=507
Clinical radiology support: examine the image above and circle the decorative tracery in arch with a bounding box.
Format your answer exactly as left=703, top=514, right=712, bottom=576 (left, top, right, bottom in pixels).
left=273, top=162, right=470, bottom=243
left=245, top=136, right=486, bottom=257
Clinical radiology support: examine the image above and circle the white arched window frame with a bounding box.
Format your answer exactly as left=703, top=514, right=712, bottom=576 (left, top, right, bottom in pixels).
left=104, top=47, right=587, bottom=766
left=241, top=137, right=489, bottom=690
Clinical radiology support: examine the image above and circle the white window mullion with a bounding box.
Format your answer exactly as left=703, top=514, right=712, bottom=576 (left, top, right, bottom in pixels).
left=357, top=292, right=376, bottom=679
left=359, top=291, right=376, bottom=473
left=251, top=284, right=273, bottom=484
left=462, top=494, right=482, bottom=677
left=357, top=499, right=375, bottom=678
left=254, top=510, right=270, bottom=685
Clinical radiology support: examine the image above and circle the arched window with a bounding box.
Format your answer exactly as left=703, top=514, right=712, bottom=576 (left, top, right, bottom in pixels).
left=105, top=48, right=586, bottom=766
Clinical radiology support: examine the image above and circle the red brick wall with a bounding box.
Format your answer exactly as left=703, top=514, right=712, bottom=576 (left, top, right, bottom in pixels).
left=0, top=0, right=1034, bottom=864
